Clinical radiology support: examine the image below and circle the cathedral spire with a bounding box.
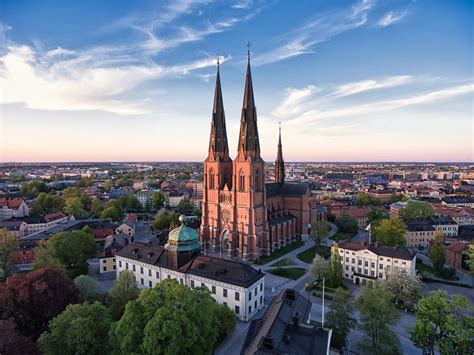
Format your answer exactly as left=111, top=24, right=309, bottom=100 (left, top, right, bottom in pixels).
left=207, top=57, right=230, bottom=162
left=275, top=122, right=285, bottom=185
left=237, top=43, right=261, bottom=161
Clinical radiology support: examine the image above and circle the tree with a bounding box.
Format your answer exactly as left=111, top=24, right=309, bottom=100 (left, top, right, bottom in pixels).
left=101, top=206, right=122, bottom=221
left=111, top=279, right=235, bottom=354
left=429, top=229, right=445, bottom=272
left=151, top=191, right=165, bottom=210
left=335, top=214, right=358, bottom=233
left=311, top=220, right=330, bottom=245
left=356, top=192, right=380, bottom=206
left=410, top=290, right=474, bottom=355
left=91, top=199, right=104, bottom=217
left=400, top=201, right=435, bottom=221
left=215, top=303, right=237, bottom=340
left=467, top=247, right=474, bottom=276
left=357, top=286, right=402, bottom=355
left=177, top=199, right=193, bottom=214
left=0, top=228, right=18, bottom=280
left=64, top=196, right=88, bottom=218
left=327, top=245, right=343, bottom=288
left=106, top=270, right=140, bottom=321
left=0, top=268, right=80, bottom=339
left=368, top=207, right=387, bottom=223
left=118, top=195, right=142, bottom=212
left=373, top=218, right=408, bottom=247
left=310, top=254, right=328, bottom=280
left=0, top=320, right=38, bottom=355
left=103, top=180, right=113, bottom=192
left=152, top=212, right=171, bottom=230
left=388, top=193, right=407, bottom=204
left=326, top=288, right=357, bottom=349
left=74, top=275, right=104, bottom=302
left=20, top=181, right=48, bottom=198
left=384, top=268, right=424, bottom=309
left=33, top=240, right=65, bottom=272
left=41, top=230, right=97, bottom=279
left=38, top=302, right=112, bottom=355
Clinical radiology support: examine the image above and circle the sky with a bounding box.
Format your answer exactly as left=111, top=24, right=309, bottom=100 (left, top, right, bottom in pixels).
left=0, top=0, right=472, bottom=163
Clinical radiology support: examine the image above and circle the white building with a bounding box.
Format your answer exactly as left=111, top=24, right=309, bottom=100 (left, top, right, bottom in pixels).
left=18, top=211, right=68, bottom=235
left=134, top=190, right=156, bottom=208
left=168, top=193, right=186, bottom=208
left=0, top=197, right=29, bottom=221
left=116, top=217, right=265, bottom=321
left=335, top=240, right=416, bottom=285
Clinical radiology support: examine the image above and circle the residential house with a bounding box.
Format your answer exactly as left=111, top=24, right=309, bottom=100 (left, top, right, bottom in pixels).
left=444, top=241, right=470, bottom=271
left=0, top=197, right=29, bottom=220
left=0, top=220, right=28, bottom=238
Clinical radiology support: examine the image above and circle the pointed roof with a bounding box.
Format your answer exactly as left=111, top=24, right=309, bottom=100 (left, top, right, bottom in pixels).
left=275, top=123, right=285, bottom=185
left=276, top=124, right=283, bottom=164
left=237, top=51, right=262, bottom=161
left=207, top=62, right=230, bottom=162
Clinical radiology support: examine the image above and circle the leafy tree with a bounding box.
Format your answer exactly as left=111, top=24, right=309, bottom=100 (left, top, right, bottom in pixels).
left=335, top=214, right=358, bottom=233
left=20, top=181, right=48, bottom=198
left=384, top=268, right=424, bottom=309
left=151, top=191, right=165, bottom=210
left=177, top=199, right=193, bottom=214
left=101, top=206, right=122, bottom=221
left=39, top=230, right=97, bottom=279
left=215, top=303, right=237, bottom=340
left=33, top=240, right=65, bottom=272
left=429, top=230, right=445, bottom=272
left=0, top=320, right=38, bottom=355
left=152, top=212, right=171, bottom=230
left=91, top=199, right=104, bottom=217
left=388, top=193, right=407, bottom=204
left=357, top=285, right=402, bottom=355
left=327, top=245, right=343, bottom=288
left=410, top=290, right=474, bottom=355
left=106, top=270, right=140, bottom=321
left=111, top=279, right=235, bottom=354
left=74, top=275, right=104, bottom=303
left=31, top=192, right=64, bottom=215
left=400, top=201, right=435, bottom=221
left=368, top=207, right=387, bottom=223
left=118, top=195, right=142, bottom=212
left=77, top=176, right=94, bottom=188
left=326, top=288, right=357, bottom=348
left=103, top=180, right=113, bottom=192
left=0, top=268, right=80, bottom=339
left=373, top=218, right=407, bottom=247
left=82, top=225, right=93, bottom=235
left=356, top=192, right=371, bottom=206
left=38, top=302, right=112, bottom=355
left=64, top=196, right=88, bottom=218
left=310, top=254, right=328, bottom=280
left=467, top=247, right=474, bottom=276
left=0, top=228, right=18, bottom=280
left=311, top=220, right=330, bottom=245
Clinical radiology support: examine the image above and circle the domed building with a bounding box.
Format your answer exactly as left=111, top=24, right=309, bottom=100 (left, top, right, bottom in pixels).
left=116, top=215, right=265, bottom=321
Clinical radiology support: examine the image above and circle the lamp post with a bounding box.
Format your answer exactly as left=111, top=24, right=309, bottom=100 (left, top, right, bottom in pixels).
left=306, top=282, right=311, bottom=324
left=321, top=277, right=325, bottom=328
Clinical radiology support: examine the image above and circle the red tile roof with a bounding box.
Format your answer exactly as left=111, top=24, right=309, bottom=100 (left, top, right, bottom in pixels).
left=446, top=241, right=469, bottom=254
left=0, top=197, right=25, bottom=209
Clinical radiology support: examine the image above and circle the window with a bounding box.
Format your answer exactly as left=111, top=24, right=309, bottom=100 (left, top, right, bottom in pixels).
left=102, top=259, right=106, bottom=263
left=201, top=282, right=205, bottom=288
left=358, top=268, right=362, bottom=273
left=345, top=265, right=349, bottom=271
left=380, top=257, right=384, bottom=261
left=140, top=278, right=144, bottom=285
left=191, top=280, right=195, bottom=288
left=260, top=295, right=263, bottom=304
left=167, top=275, right=171, bottom=279
left=371, top=262, right=375, bottom=268
left=351, top=267, right=355, bottom=272
left=379, top=273, right=383, bottom=278
left=260, top=283, right=263, bottom=292
left=379, top=264, right=383, bottom=269
left=223, top=302, right=227, bottom=306
left=249, top=306, right=252, bottom=314
left=255, top=169, right=260, bottom=191
left=239, top=170, right=245, bottom=191
left=180, top=278, right=184, bottom=285
left=119, top=260, right=122, bottom=267
left=223, top=289, right=228, bottom=298
left=364, top=261, right=368, bottom=267
left=140, top=267, right=143, bottom=274
left=235, top=292, right=240, bottom=301
left=371, top=271, right=374, bottom=276
left=113, top=265, right=116, bottom=270
left=358, top=260, right=362, bottom=265
left=254, top=301, right=257, bottom=309
left=126, top=262, right=129, bottom=269
left=394, top=260, right=399, bottom=264
left=209, top=169, right=215, bottom=189
left=249, top=292, right=252, bottom=301
left=254, top=288, right=257, bottom=296
left=103, top=266, right=107, bottom=271
left=212, top=286, right=216, bottom=294
left=235, top=306, right=240, bottom=314
left=133, top=265, right=136, bottom=272
left=149, top=280, right=152, bottom=287
left=156, top=271, right=159, bottom=279
left=352, top=258, right=355, bottom=263
left=148, top=270, right=151, bottom=277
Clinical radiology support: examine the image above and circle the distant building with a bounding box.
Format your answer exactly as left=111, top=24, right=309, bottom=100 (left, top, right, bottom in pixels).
left=0, top=197, right=29, bottom=221
left=116, top=217, right=265, bottom=321
left=389, top=201, right=407, bottom=218
left=12, top=211, right=68, bottom=235
left=241, top=289, right=332, bottom=355
left=168, top=192, right=186, bottom=208
left=405, top=219, right=436, bottom=249
left=334, top=207, right=369, bottom=229
left=0, top=220, right=28, bottom=238
left=444, top=241, right=470, bottom=271
left=135, top=190, right=156, bottom=207
left=115, top=221, right=136, bottom=237
left=430, top=215, right=458, bottom=237
left=336, top=240, right=416, bottom=285
left=442, top=196, right=474, bottom=208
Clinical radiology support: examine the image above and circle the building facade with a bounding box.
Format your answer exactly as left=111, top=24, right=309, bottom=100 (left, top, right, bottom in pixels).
left=0, top=197, right=29, bottom=221
left=200, top=56, right=316, bottom=261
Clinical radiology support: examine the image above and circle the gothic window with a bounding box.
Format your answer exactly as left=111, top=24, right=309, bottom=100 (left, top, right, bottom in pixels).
left=239, top=169, right=245, bottom=191
left=209, top=169, right=215, bottom=189
left=255, top=169, right=260, bottom=191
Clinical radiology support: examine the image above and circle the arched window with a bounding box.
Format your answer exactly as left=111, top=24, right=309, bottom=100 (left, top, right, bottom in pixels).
left=209, top=169, right=215, bottom=189
left=239, top=169, right=245, bottom=192
left=255, top=169, right=260, bottom=191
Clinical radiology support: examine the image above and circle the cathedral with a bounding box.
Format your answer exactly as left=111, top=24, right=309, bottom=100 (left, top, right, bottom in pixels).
left=200, top=53, right=317, bottom=261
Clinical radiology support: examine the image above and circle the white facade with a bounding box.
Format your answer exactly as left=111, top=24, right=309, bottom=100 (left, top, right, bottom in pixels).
left=0, top=200, right=29, bottom=221
left=115, top=255, right=265, bottom=322
left=168, top=194, right=186, bottom=208
left=336, top=245, right=416, bottom=285
left=25, top=215, right=68, bottom=235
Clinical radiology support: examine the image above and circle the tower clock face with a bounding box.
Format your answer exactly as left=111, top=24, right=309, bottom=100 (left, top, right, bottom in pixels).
left=221, top=209, right=231, bottom=224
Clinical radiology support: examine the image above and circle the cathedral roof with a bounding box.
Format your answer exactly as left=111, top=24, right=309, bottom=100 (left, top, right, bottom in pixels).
left=265, top=182, right=309, bottom=198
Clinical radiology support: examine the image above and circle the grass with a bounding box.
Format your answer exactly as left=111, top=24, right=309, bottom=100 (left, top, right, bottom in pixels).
left=297, top=244, right=331, bottom=263
left=270, top=258, right=296, bottom=267
left=331, top=231, right=356, bottom=241
left=254, top=241, right=305, bottom=265
left=416, top=261, right=459, bottom=281
left=267, top=267, right=307, bottom=280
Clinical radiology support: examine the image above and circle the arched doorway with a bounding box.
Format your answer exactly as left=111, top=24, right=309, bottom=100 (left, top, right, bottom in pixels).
left=355, top=277, right=360, bottom=285
left=220, top=230, right=229, bottom=257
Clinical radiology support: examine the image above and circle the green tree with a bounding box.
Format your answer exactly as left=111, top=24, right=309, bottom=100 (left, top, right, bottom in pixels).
left=38, top=302, right=112, bottom=355
left=103, top=180, right=113, bottom=192
left=0, top=229, right=18, bottom=281
left=310, top=254, right=328, bottom=280
left=357, top=286, right=401, bottom=355
left=356, top=192, right=371, bottom=206
left=311, top=220, right=330, bottom=245
left=467, top=247, right=474, bottom=276
left=410, top=290, right=474, bottom=355
left=74, top=275, right=104, bottom=303
left=214, top=303, right=237, bottom=340
left=152, top=212, right=171, bottom=230
left=64, top=196, right=88, bottom=218
left=106, top=270, right=140, bottom=321
left=326, top=288, right=357, bottom=348
left=33, top=240, right=65, bottom=272
left=101, top=206, right=122, bottom=221
left=119, top=195, right=142, bottom=212
left=77, top=176, right=94, bottom=188
left=91, top=199, right=104, bottom=217
left=384, top=267, right=424, bottom=309
left=20, top=181, right=48, bottom=198
left=151, top=191, right=165, bottom=210
left=335, top=214, right=358, bottom=233
left=368, top=207, right=387, bottom=223
left=373, top=218, right=408, bottom=247
left=111, top=279, right=235, bottom=354
left=36, top=230, right=97, bottom=279
left=400, top=201, right=435, bottom=221
left=388, top=193, right=407, bottom=204
left=429, top=230, right=445, bottom=272
left=327, top=245, right=343, bottom=288
left=177, top=199, right=193, bottom=214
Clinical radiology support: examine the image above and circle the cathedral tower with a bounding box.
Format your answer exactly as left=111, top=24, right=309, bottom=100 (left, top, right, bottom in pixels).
left=275, top=124, right=285, bottom=185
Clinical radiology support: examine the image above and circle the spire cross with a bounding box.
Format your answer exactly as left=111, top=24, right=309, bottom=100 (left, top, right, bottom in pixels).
left=246, top=41, right=251, bottom=61
left=278, top=121, right=281, bottom=133
left=216, top=53, right=220, bottom=68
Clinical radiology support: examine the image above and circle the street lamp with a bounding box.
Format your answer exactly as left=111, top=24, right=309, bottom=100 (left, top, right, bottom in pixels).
left=305, top=282, right=311, bottom=324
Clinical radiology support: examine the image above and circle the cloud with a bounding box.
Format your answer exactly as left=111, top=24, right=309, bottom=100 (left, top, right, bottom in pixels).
left=254, top=0, right=376, bottom=66
left=272, top=85, right=319, bottom=117
left=329, top=75, right=413, bottom=98
left=231, top=0, right=253, bottom=9
left=377, top=10, right=408, bottom=27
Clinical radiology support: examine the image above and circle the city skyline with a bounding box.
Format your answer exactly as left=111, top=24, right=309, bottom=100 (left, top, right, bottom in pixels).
left=1, top=0, right=473, bottom=163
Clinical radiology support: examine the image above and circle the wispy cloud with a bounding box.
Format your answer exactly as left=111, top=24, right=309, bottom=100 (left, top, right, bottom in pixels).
left=328, top=75, right=413, bottom=98
left=377, top=10, right=408, bottom=27
left=231, top=0, right=253, bottom=9
left=272, top=85, right=319, bottom=117
left=254, top=0, right=376, bottom=66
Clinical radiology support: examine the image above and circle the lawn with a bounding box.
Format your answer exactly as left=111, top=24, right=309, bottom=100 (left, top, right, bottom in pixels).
left=331, top=231, right=356, bottom=241
left=416, top=261, right=459, bottom=281
left=254, top=241, right=305, bottom=265
left=267, top=267, right=307, bottom=280
left=271, top=258, right=296, bottom=267
left=297, top=244, right=331, bottom=263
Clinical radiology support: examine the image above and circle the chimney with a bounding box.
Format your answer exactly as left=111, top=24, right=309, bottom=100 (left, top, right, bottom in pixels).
left=292, top=312, right=300, bottom=328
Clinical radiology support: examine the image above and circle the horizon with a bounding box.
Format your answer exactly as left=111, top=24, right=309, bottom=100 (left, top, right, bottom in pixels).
left=1, top=0, right=473, bottom=162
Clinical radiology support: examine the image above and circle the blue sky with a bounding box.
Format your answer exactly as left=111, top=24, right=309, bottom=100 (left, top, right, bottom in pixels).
left=0, top=0, right=472, bottom=162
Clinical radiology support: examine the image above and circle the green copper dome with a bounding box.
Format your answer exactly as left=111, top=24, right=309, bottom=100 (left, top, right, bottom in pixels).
left=165, top=215, right=201, bottom=253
